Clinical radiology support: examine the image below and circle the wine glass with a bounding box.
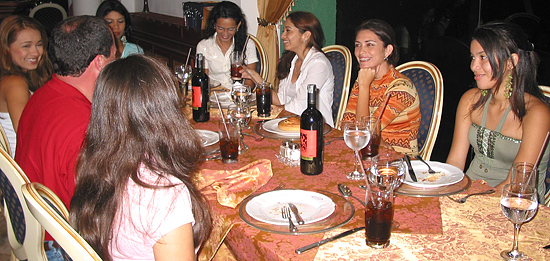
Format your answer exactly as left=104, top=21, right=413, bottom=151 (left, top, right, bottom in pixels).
left=343, top=121, right=371, bottom=180
left=369, top=152, right=406, bottom=191
left=231, top=84, right=251, bottom=108
left=175, top=64, right=192, bottom=102
left=500, top=183, right=538, bottom=260
left=227, top=104, right=251, bottom=152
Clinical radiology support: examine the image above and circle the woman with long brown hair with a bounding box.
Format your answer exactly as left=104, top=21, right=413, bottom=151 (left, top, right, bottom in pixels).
left=0, top=15, right=52, bottom=156
left=70, top=55, right=211, bottom=260
left=243, top=11, right=334, bottom=127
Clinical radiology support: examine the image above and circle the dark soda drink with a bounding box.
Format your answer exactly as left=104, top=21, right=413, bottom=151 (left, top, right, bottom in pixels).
left=365, top=199, right=393, bottom=248
left=256, top=87, right=272, bottom=117
left=231, top=64, right=242, bottom=80
left=220, top=137, right=239, bottom=163
left=361, top=134, right=381, bottom=159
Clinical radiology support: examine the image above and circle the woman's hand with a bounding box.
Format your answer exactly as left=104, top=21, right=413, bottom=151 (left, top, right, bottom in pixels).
left=240, top=66, right=263, bottom=84
left=357, top=67, right=377, bottom=90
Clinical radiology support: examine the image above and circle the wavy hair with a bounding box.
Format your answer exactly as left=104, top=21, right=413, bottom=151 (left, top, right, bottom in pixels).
left=355, top=19, right=399, bottom=66
left=276, top=11, right=325, bottom=80
left=470, top=21, right=543, bottom=121
left=70, top=55, right=211, bottom=260
left=0, top=15, right=52, bottom=91
left=96, top=0, right=135, bottom=43
left=204, top=1, right=248, bottom=53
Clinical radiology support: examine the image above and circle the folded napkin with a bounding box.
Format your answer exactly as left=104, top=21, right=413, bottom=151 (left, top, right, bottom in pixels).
left=194, top=159, right=273, bottom=208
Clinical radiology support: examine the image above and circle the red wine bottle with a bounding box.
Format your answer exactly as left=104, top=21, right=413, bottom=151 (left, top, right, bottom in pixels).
left=191, top=53, right=210, bottom=122
left=300, top=84, right=324, bottom=175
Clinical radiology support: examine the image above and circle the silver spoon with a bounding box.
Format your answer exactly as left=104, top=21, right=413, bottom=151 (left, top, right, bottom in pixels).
left=447, top=189, right=496, bottom=203
left=338, top=184, right=366, bottom=206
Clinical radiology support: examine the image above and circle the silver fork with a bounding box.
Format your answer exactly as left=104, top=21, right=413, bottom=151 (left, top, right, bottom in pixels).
left=282, top=206, right=298, bottom=232
left=447, top=189, right=496, bottom=203
left=415, top=155, right=436, bottom=174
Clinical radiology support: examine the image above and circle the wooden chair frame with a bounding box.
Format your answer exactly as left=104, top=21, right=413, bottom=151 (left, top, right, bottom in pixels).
left=539, top=85, right=550, bottom=206
left=322, top=45, right=352, bottom=129
left=248, top=34, right=269, bottom=81
left=396, top=61, right=444, bottom=160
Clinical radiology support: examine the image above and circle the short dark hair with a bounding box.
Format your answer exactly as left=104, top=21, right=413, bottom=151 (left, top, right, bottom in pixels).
left=355, top=19, right=399, bottom=66
left=49, top=16, right=113, bottom=77
left=95, top=0, right=135, bottom=42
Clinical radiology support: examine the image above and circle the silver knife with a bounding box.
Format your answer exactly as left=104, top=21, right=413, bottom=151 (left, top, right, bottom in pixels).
left=295, top=226, right=365, bottom=254
left=288, top=203, right=305, bottom=225
left=405, top=155, right=418, bottom=182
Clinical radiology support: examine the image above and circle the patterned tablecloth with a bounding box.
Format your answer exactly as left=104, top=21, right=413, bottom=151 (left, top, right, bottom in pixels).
left=192, top=115, right=550, bottom=260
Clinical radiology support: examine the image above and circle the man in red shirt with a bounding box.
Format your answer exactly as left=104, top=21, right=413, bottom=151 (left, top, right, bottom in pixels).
left=15, top=16, right=115, bottom=258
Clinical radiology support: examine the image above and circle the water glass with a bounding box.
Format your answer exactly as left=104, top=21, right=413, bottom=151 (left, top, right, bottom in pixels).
left=369, top=152, right=406, bottom=191
left=365, top=183, right=394, bottom=249
left=510, top=162, right=536, bottom=189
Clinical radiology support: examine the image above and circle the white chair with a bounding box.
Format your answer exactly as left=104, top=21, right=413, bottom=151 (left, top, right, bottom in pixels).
left=22, top=182, right=102, bottom=261
left=396, top=61, right=444, bottom=160
left=0, top=148, right=44, bottom=260
left=248, top=33, right=269, bottom=81
left=322, top=45, right=352, bottom=129
left=29, top=2, right=67, bottom=34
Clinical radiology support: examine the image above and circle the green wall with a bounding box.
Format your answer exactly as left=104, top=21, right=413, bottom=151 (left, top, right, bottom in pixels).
left=280, top=0, right=336, bottom=52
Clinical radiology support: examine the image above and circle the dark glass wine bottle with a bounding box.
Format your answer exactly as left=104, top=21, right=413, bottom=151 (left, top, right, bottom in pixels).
left=300, top=84, right=324, bottom=175
left=191, top=53, right=210, bottom=122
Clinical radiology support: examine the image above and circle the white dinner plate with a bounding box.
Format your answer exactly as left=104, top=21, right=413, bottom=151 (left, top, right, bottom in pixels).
left=403, top=161, right=465, bottom=188
left=263, top=118, right=300, bottom=138
left=245, top=190, right=335, bottom=225
left=210, top=92, right=232, bottom=108
left=195, top=129, right=219, bottom=147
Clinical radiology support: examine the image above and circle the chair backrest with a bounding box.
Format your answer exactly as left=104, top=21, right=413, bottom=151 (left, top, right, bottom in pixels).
left=396, top=61, right=443, bottom=160
left=0, top=148, right=44, bottom=260
left=29, top=3, right=67, bottom=35
left=322, top=45, right=352, bottom=129
left=22, top=182, right=102, bottom=261
left=539, top=85, right=550, bottom=206
left=248, top=34, right=269, bottom=81
left=0, top=124, right=11, bottom=156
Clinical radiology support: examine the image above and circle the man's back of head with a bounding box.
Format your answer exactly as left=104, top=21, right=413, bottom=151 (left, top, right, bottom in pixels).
left=49, top=15, right=114, bottom=77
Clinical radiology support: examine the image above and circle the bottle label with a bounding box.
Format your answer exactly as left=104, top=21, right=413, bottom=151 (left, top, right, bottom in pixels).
left=192, top=86, right=201, bottom=108
left=300, top=129, right=317, bottom=159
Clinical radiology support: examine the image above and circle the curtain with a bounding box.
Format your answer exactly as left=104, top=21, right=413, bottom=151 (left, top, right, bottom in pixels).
left=256, top=0, right=295, bottom=87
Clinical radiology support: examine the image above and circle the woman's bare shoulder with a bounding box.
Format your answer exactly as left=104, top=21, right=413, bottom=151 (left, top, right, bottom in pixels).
left=0, top=75, right=29, bottom=92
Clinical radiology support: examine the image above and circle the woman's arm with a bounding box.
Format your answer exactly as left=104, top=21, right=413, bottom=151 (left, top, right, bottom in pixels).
left=242, top=62, right=257, bottom=87
left=446, top=88, right=478, bottom=171
left=1, top=76, right=31, bottom=132
left=153, top=223, right=195, bottom=261
left=355, top=68, right=377, bottom=120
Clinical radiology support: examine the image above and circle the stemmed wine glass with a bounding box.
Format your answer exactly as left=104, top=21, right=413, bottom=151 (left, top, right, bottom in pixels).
left=175, top=64, right=192, bottom=102
left=368, top=152, right=406, bottom=191
left=231, top=84, right=251, bottom=108
left=227, top=104, right=251, bottom=153
left=500, top=183, right=538, bottom=260
left=343, top=121, right=371, bottom=180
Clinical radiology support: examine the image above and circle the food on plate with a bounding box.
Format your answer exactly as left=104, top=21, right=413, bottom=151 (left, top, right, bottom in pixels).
left=278, top=116, right=301, bottom=131
left=420, top=171, right=445, bottom=182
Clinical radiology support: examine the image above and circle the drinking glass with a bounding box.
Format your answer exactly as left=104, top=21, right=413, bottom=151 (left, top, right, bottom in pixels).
left=231, top=51, right=243, bottom=82
left=218, top=120, right=239, bottom=163
left=175, top=64, right=192, bottom=102
left=227, top=104, right=251, bottom=152
left=255, top=81, right=272, bottom=117
left=369, top=152, right=406, bottom=191
left=343, top=121, right=371, bottom=180
left=360, top=115, right=381, bottom=160
left=500, top=183, right=538, bottom=260
left=364, top=183, right=394, bottom=249
left=231, top=84, right=251, bottom=108
left=510, top=162, right=537, bottom=189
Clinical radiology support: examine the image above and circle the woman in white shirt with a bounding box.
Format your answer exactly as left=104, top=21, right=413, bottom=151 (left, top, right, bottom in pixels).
left=243, top=11, right=334, bottom=127
left=196, top=1, right=258, bottom=89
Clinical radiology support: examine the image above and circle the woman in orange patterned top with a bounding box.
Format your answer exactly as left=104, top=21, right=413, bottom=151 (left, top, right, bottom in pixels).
left=343, top=19, right=421, bottom=155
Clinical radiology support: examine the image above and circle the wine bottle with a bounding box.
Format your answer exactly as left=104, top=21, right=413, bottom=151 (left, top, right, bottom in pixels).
left=300, top=84, right=324, bottom=175
left=192, top=53, right=210, bottom=122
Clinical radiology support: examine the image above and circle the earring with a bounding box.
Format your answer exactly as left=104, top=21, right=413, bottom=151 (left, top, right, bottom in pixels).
left=481, top=89, right=488, bottom=96
left=383, top=56, right=388, bottom=61
left=504, top=74, right=513, bottom=99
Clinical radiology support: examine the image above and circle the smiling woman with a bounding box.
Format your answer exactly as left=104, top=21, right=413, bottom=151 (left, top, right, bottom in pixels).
left=0, top=15, right=53, bottom=157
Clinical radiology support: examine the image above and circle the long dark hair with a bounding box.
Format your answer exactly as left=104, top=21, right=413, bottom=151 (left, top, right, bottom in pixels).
left=470, top=21, right=543, bottom=121
left=0, top=15, right=52, bottom=91
left=70, top=55, right=211, bottom=260
left=355, top=19, right=399, bottom=66
left=96, top=0, right=135, bottom=43
left=204, top=1, right=248, bottom=53
left=276, top=11, right=325, bottom=80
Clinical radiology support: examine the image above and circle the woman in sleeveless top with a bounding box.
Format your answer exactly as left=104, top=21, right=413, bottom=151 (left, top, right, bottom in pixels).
left=0, top=16, right=53, bottom=157
left=447, top=21, right=550, bottom=200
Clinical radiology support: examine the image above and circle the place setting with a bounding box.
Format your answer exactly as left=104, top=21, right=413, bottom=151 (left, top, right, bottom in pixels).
left=253, top=115, right=332, bottom=141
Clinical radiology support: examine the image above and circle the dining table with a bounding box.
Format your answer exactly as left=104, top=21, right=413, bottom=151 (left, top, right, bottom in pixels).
left=186, top=101, right=550, bottom=261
